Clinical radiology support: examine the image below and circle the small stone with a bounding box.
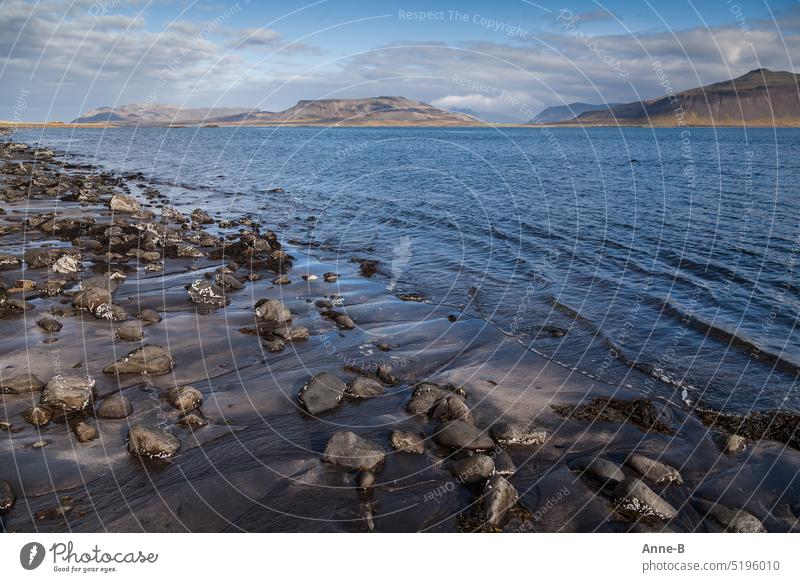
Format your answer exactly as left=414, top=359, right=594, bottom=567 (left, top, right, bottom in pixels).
left=376, top=342, right=391, bottom=352
left=127, top=425, right=181, bottom=459
left=254, top=298, right=291, bottom=323
left=72, top=421, right=98, bottom=443
left=433, top=420, right=494, bottom=450
left=389, top=430, right=425, bottom=454
left=321, top=431, right=385, bottom=471
left=0, top=480, right=16, bottom=513
left=137, top=308, right=162, bottom=324
left=23, top=406, right=54, bottom=427
left=37, top=317, right=63, bottom=332
left=302, top=274, right=318, bottom=281
left=273, top=326, right=310, bottom=341
left=178, top=413, right=208, bottom=429
left=188, top=280, right=229, bottom=307
left=722, top=433, right=747, bottom=454
left=214, top=272, right=244, bottom=290
left=491, top=422, right=547, bottom=446
left=356, top=471, right=376, bottom=490
left=271, top=275, right=290, bottom=285
left=109, top=193, right=140, bottom=213
left=407, top=382, right=466, bottom=416
left=447, top=453, right=495, bottom=484
left=94, top=302, right=128, bottom=322
left=115, top=322, right=144, bottom=342
left=191, top=208, right=213, bottom=224
left=493, top=449, right=516, bottom=475
left=168, top=386, right=202, bottom=412
left=1, top=372, right=45, bottom=394
left=72, top=286, right=112, bottom=312
left=103, top=345, right=173, bottom=374
left=613, top=478, right=677, bottom=520
left=478, top=475, right=518, bottom=526
left=40, top=374, right=95, bottom=412
left=262, top=337, right=285, bottom=352
left=625, top=454, right=683, bottom=485
left=298, top=373, right=345, bottom=415
left=323, top=272, right=338, bottom=282
left=96, top=393, right=132, bottom=419
left=334, top=314, right=355, bottom=329
left=31, top=440, right=49, bottom=449
left=51, top=254, right=82, bottom=274
left=569, top=456, right=626, bottom=485
left=345, top=376, right=385, bottom=399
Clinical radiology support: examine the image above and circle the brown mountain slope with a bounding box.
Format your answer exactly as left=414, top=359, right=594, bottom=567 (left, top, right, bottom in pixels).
left=74, top=97, right=479, bottom=126
left=576, top=69, right=800, bottom=126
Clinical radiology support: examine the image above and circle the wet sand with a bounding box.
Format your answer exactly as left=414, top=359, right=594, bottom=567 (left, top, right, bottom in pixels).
left=0, top=136, right=799, bottom=532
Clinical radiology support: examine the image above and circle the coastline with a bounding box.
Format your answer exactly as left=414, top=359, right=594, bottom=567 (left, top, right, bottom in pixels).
left=1, top=134, right=799, bottom=533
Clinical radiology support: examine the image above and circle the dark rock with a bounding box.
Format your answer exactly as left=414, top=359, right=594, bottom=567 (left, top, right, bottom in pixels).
left=334, top=314, right=355, bottom=329
left=553, top=397, right=674, bottom=435
left=262, top=337, right=285, bottom=352
left=492, top=449, right=516, bottom=475
left=254, top=298, right=291, bottom=323
left=1, top=372, right=45, bottom=394
left=323, top=272, right=338, bottom=282
left=432, top=395, right=473, bottom=422
left=389, top=430, right=425, bottom=454
left=73, top=421, right=98, bottom=443
left=37, top=317, right=63, bottom=332
left=345, top=376, right=385, bottom=399
left=569, top=456, right=626, bottom=485
left=72, top=286, right=111, bottom=312
left=103, top=345, right=173, bottom=374
left=478, top=475, right=518, bottom=526
left=273, top=326, right=310, bottom=341
left=214, top=271, right=244, bottom=290
left=356, top=471, right=376, bottom=490
left=433, top=420, right=494, bottom=450
left=115, top=322, right=143, bottom=342
left=694, top=408, right=800, bottom=451
left=406, top=382, right=466, bottom=416
left=398, top=292, right=425, bottom=302
left=613, top=478, right=676, bottom=520
left=720, top=433, right=747, bottom=454
left=376, top=342, right=391, bottom=352
left=694, top=499, right=766, bottom=533
left=23, top=405, right=54, bottom=427
left=191, top=208, right=214, bottom=224
left=271, top=275, right=290, bottom=285
left=188, top=280, right=229, bottom=307
left=178, top=413, right=208, bottom=429
left=447, top=453, right=495, bottom=484
left=0, top=480, right=16, bottom=513
left=40, top=374, right=95, bottom=412
left=298, top=373, right=345, bottom=415
left=127, top=425, right=181, bottom=459
left=137, top=308, right=162, bottom=324
left=491, top=422, right=547, bottom=446
left=168, top=386, right=202, bottom=412
left=96, top=393, right=132, bottom=419
left=625, top=454, right=683, bottom=485
left=321, top=431, right=385, bottom=471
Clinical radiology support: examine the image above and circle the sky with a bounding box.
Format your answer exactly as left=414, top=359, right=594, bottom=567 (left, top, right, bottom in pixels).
left=1, top=0, right=799, bottom=122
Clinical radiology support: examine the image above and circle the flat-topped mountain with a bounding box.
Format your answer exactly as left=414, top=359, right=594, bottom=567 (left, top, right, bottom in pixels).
left=575, top=69, right=800, bottom=126
left=73, top=97, right=479, bottom=126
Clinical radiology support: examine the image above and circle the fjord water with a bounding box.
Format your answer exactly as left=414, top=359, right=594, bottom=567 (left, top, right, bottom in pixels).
left=17, top=126, right=800, bottom=413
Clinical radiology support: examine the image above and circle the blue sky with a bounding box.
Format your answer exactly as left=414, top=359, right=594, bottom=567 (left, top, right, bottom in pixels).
left=1, top=0, right=799, bottom=121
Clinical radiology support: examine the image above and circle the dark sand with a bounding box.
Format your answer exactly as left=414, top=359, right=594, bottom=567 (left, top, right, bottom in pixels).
left=0, top=136, right=798, bottom=532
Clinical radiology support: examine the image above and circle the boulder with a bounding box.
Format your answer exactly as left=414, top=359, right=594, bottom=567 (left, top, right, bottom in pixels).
left=389, top=430, right=425, bottom=454
left=625, top=454, right=683, bottom=485
left=433, top=420, right=495, bottom=450
left=188, top=280, right=229, bottom=307
left=321, top=432, right=385, bottom=471
left=40, top=374, right=95, bottom=412
left=96, top=393, right=132, bottom=419
left=0, top=480, right=16, bottom=513
left=109, top=193, right=140, bottom=213
left=115, top=322, right=143, bottom=342
left=1, top=372, right=44, bottom=394
left=493, top=449, right=516, bottom=476
left=127, top=425, right=181, bottom=459
left=168, top=386, right=202, bottom=412
left=254, top=298, right=291, bottom=323
left=51, top=254, right=82, bottom=274
left=432, top=395, right=473, bottom=422
left=406, top=382, right=466, bottom=416
left=345, top=376, right=385, bottom=399
left=72, top=421, right=98, bottom=443
left=298, top=373, right=345, bottom=415
left=137, top=308, right=162, bottom=324
left=37, top=317, right=63, bottom=332
left=214, top=272, right=244, bottom=290
left=191, top=208, right=213, bottom=224
left=447, top=454, right=495, bottom=484
left=569, top=456, right=626, bottom=485
left=491, top=422, right=547, bottom=446
left=103, top=345, right=173, bottom=374
left=478, top=475, right=518, bottom=526
left=22, top=405, right=54, bottom=427
left=694, top=499, right=766, bottom=533
left=613, top=478, right=677, bottom=520
left=72, top=286, right=112, bottom=311
left=721, top=433, right=747, bottom=454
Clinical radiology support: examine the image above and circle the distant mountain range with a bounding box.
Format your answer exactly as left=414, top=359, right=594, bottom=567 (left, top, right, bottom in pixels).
left=572, top=69, right=800, bottom=126
left=73, top=97, right=478, bottom=126
left=530, top=102, right=624, bottom=124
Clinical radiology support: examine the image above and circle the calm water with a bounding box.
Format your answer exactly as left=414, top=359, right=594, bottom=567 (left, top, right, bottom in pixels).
left=14, top=126, right=800, bottom=413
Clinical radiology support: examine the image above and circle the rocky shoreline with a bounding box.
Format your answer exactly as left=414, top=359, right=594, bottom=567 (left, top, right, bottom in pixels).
left=0, top=135, right=798, bottom=532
